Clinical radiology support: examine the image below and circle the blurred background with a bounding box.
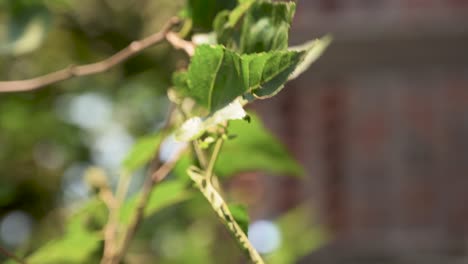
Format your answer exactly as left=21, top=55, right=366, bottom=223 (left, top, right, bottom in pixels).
left=1, top=0, right=468, bottom=263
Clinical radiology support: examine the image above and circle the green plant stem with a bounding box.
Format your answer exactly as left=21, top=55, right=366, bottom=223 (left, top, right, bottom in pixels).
left=0, top=17, right=180, bottom=93
left=206, top=138, right=224, bottom=183
left=188, top=167, right=265, bottom=264
left=193, top=141, right=208, bottom=168
left=189, top=130, right=263, bottom=263
left=193, top=140, right=223, bottom=194
left=178, top=19, right=192, bottom=39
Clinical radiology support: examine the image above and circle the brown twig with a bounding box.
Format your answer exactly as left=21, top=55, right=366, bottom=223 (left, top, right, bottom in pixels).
left=0, top=246, right=27, bottom=264
left=99, top=187, right=119, bottom=264
left=101, top=104, right=181, bottom=264
left=108, top=149, right=186, bottom=264
left=114, top=147, right=185, bottom=260
left=166, top=32, right=195, bottom=57
left=0, top=17, right=180, bottom=93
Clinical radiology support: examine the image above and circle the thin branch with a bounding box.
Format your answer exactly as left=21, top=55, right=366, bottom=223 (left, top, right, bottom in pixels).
left=100, top=173, right=126, bottom=264
left=193, top=141, right=208, bottom=168
left=0, top=17, right=180, bottom=93
left=166, top=32, right=195, bottom=57
left=110, top=147, right=186, bottom=264
left=0, top=246, right=27, bottom=264
left=103, top=104, right=178, bottom=264
left=188, top=126, right=263, bottom=263
left=186, top=120, right=263, bottom=262
left=206, top=138, right=224, bottom=183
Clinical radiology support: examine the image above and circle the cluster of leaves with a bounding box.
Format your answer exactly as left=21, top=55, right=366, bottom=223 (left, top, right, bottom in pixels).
left=2, top=0, right=329, bottom=263
left=175, top=0, right=330, bottom=115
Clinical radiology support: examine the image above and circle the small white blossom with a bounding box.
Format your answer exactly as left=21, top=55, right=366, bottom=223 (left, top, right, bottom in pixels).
left=159, top=134, right=188, bottom=162
left=210, top=100, right=247, bottom=125
left=175, top=117, right=204, bottom=142
left=174, top=100, right=247, bottom=142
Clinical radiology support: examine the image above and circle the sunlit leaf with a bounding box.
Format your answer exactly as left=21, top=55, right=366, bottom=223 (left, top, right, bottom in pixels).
left=181, top=45, right=308, bottom=113
left=186, top=45, right=246, bottom=112
left=173, top=152, right=195, bottom=182
left=26, top=230, right=101, bottom=264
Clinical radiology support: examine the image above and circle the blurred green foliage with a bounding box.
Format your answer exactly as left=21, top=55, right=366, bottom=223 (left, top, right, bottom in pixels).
left=0, top=0, right=185, bottom=261
left=0, top=0, right=328, bottom=263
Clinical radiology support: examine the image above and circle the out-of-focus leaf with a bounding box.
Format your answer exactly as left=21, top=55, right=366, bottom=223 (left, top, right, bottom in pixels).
left=173, top=152, right=194, bottom=182
left=215, top=0, right=296, bottom=53
left=26, top=199, right=105, bottom=264
left=0, top=5, right=50, bottom=56
left=66, top=199, right=108, bottom=232
left=122, top=133, right=162, bottom=173
left=119, top=180, right=191, bottom=225
left=228, top=203, right=249, bottom=234
left=26, top=230, right=101, bottom=264
left=186, top=0, right=238, bottom=31
left=215, top=114, right=304, bottom=177
left=172, top=71, right=190, bottom=98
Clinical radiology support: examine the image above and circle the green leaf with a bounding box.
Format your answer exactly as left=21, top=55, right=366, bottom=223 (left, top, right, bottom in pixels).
left=215, top=114, right=304, bottom=177
left=183, top=45, right=308, bottom=113
left=245, top=50, right=304, bottom=99
left=122, top=133, right=162, bottom=173
left=119, top=180, right=191, bottom=225
left=27, top=199, right=105, bottom=264
left=228, top=203, right=250, bottom=234
left=213, top=0, right=254, bottom=49
left=186, top=0, right=238, bottom=31
left=66, top=199, right=108, bottom=232
left=173, top=152, right=195, bottom=182
left=27, top=230, right=101, bottom=264
left=215, top=0, right=296, bottom=53
left=187, top=45, right=247, bottom=112
left=172, top=71, right=190, bottom=97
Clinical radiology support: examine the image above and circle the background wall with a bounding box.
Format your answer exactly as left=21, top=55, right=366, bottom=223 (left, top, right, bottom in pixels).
left=252, top=0, right=468, bottom=262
